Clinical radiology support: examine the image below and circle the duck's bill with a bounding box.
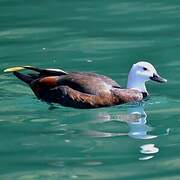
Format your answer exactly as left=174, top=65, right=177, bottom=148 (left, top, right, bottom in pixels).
left=150, top=73, right=167, bottom=83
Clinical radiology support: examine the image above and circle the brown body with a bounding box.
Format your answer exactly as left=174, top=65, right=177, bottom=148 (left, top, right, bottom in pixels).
left=13, top=68, right=144, bottom=109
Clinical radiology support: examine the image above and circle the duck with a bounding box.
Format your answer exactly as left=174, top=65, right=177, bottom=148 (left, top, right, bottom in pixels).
left=4, top=61, right=167, bottom=109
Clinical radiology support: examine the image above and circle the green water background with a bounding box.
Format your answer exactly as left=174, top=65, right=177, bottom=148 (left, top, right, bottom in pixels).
left=0, top=0, right=180, bottom=179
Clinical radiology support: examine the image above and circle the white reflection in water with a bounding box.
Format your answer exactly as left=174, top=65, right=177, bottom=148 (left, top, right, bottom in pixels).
left=127, top=105, right=157, bottom=140
left=89, top=103, right=162, bottom=160
left=139, top=144, right=159, bottom=161
left=140, top=144, right=159, bottom=154
left=92, top=103, right=157, bottom=140
left=139, top=156, right=154, bottom=161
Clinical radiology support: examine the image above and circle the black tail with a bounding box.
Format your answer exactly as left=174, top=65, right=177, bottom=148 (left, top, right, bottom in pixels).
left=23, top=66, right=68, bottom=76
left=13, top=71, right=34, bottom=85
left=23, top=66, right=43, bottom=73
left=4, top=66, right=68, bottom=84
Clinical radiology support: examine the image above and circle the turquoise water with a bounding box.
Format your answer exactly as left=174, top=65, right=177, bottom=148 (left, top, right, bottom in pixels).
left=1, top=0, right=180, bottom=179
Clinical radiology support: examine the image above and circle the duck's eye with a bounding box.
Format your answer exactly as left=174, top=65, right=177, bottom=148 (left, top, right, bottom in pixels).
left=143, top=67, right=148, bottom=71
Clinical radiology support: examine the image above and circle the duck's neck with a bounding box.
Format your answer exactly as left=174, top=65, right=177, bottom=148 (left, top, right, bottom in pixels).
left=127, top=73, right=147, bottom=94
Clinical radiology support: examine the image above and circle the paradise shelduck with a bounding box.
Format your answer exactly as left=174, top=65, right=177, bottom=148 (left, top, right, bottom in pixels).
left=4, top=61, right=167, bottom=109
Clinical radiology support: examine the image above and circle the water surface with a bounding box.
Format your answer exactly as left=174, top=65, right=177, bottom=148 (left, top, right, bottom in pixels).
left=1, top=0, right=180, bottom=179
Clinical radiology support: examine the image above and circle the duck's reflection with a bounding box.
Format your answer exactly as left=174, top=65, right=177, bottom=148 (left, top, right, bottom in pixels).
left=89, top=103, right=160, bottom=160
left=92, top=103, right=156, bottom=140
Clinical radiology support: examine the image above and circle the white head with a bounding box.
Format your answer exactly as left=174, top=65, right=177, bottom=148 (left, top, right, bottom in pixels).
left=127, top=61, right=167, bottom=93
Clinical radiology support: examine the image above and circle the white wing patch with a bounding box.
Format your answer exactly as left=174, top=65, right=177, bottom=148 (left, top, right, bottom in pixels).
left=46, top=68, right=68, bottom=75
